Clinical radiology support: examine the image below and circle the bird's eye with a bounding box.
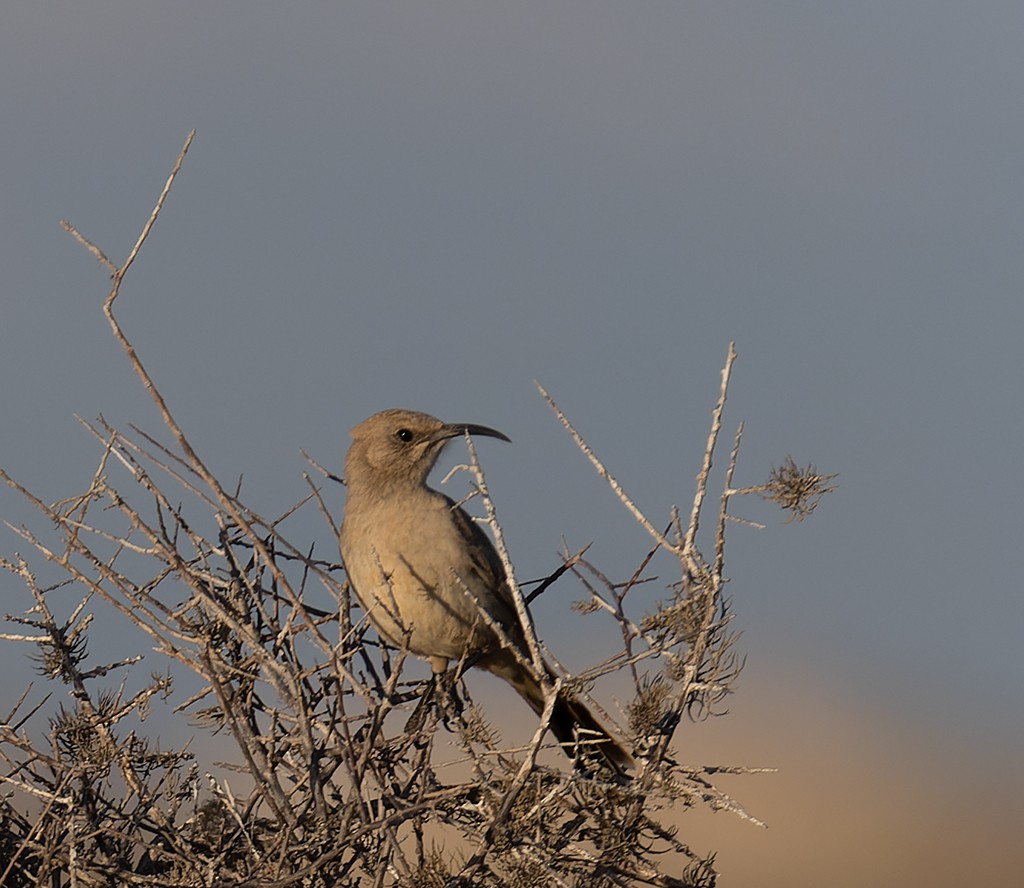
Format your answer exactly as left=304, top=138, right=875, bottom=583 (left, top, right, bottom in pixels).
left=395, top=428, right=414, bottom=443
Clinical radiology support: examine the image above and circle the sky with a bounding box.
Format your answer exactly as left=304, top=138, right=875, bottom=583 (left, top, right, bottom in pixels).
left=1, top=3, right=1022, bottom=883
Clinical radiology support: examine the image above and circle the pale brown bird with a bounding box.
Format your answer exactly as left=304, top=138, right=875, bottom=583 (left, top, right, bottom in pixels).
left=338, top=408, right=631, bottom=773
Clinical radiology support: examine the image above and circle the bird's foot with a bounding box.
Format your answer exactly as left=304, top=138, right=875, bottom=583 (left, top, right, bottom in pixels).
left=403, top=670, right=464, bottom=740
left=434, top=670, right=465, bottom=727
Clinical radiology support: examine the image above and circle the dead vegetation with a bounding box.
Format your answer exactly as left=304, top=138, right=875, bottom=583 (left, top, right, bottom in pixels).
left=0, top=133, right=832, bottom=886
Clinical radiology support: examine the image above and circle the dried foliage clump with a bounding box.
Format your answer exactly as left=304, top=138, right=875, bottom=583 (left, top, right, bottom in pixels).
left=0, top=134, right=832, bottom=887
left=761, top=457, right=838, bottom=522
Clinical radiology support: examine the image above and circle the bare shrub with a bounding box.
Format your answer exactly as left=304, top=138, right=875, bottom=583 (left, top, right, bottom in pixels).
left=0, top=133, right=832, bottom=887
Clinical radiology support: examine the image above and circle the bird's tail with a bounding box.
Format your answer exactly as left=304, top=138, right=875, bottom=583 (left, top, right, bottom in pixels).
left=479, top=649, right=633, bottom=776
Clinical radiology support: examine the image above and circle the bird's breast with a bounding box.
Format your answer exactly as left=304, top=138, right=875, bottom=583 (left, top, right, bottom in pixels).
left=339, top=494, right=498, bottom=660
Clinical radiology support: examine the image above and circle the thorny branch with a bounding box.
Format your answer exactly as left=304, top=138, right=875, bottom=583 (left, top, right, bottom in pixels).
left=1, top=133, right=833, bottom=887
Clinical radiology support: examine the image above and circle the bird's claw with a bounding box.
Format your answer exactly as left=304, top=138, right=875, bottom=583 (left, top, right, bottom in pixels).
left=435, top=671, right=465, bottom=727
left=404, top=671, right=464, bottom=740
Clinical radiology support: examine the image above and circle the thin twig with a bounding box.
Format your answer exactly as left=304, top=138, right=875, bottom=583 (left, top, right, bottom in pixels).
left=536, top=382, right=679, bottom=554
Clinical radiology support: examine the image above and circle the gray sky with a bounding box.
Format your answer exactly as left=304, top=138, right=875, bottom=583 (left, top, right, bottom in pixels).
left=2, top=4, right=1022, bottom=882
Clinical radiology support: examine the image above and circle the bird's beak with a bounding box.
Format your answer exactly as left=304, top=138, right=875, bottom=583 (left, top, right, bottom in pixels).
left=437, top=422, right=511, bottom=444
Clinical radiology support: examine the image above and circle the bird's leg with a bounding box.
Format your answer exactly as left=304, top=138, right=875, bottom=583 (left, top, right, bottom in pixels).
left=419, top=656, right=464, bottom=727
left=404, top=657, right=464, bottom=739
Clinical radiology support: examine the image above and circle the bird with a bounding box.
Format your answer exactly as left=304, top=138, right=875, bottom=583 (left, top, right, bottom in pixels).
left=338, top=408, right=631, bottom=774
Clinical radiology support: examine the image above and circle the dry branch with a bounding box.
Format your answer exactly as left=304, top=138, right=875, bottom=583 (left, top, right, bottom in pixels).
left=1, top=133, right=833, bottom=887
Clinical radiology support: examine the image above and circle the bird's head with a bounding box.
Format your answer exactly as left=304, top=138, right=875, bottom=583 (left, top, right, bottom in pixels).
left=344, top=408, right=509, bottom=493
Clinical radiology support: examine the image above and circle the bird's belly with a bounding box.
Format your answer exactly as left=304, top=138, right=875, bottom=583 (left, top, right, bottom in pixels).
left=348, top=553, right=495, bottom=662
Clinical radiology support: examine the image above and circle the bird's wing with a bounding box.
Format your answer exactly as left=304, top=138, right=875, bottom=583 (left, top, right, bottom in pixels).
left=443, top=496, right=530, bottom=643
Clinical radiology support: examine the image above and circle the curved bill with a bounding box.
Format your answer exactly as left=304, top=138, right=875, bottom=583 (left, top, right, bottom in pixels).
left=437, top=422, right=511, bottom=444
